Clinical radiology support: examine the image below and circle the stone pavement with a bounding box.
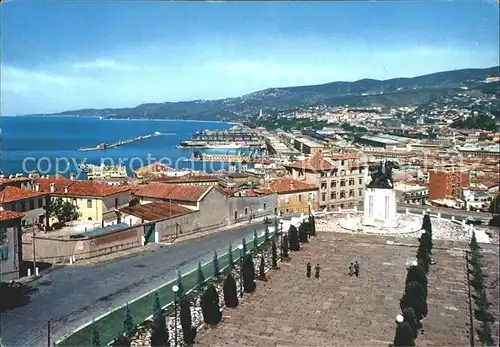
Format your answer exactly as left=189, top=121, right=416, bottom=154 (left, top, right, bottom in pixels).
left=197, top=232, right=483, bottom=346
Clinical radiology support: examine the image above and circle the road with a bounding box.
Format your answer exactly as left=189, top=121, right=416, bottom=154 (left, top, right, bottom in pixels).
left=0, top=220, right=280, bottom=347
left=1, top=205, right=490, bottom=346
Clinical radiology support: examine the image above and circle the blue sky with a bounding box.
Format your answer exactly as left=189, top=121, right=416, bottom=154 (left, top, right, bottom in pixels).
left=1, top=1, right=499, bottom=115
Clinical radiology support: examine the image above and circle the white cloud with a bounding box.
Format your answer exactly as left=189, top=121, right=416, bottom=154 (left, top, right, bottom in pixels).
left=71, top=59, right=138, bottom=71
left=1, top=65, right=82, bottom=93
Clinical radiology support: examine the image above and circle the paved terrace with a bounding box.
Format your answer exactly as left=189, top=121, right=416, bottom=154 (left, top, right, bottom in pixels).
left=197, top=232, right=499, bottom=346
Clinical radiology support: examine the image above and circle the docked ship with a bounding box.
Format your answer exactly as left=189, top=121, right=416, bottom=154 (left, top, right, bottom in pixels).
left=81, top=164, right=128, bottom=180
left=205, top=142, right=246, bottom=149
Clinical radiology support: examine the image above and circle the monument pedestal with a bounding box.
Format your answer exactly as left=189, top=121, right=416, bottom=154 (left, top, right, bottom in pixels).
left=362, top=188, right=398, bottom=228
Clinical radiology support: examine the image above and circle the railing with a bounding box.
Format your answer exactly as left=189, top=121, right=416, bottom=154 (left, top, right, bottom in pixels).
left=55, top=224, right=287, bottom=347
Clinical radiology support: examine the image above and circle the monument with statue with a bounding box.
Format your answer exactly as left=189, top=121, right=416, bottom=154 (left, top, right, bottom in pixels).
left=362, top=160, right=400, bottom=228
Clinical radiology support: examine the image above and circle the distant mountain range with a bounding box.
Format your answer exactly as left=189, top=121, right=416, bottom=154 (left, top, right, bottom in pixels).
left=54, top=66, right=499, bottom=121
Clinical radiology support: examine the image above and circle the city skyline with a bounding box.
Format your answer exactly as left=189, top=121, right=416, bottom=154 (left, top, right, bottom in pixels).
left=1, top=1, right=499, bottom=115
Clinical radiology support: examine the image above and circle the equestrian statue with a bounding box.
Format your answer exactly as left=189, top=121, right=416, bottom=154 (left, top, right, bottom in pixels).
left=366, top=160, right=400, bottom=189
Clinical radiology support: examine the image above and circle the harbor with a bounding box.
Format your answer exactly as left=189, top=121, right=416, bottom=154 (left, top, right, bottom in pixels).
left=78, top=131, right=175, bottom=152
left=185, top=153, right=251, bottom=163
left=178, top=125, right=265, bottom=149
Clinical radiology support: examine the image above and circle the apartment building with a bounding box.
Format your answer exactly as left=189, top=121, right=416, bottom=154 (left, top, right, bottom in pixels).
left=428, top=168, right=469, bottom=201
left=284, top=152, right=365, bottom=210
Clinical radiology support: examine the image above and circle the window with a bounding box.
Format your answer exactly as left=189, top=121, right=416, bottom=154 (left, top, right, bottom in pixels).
left=245, top=208, right=248, bottom=215
left=20, top=201, right=26, bottom=212
left=308, top=193, right=314, bottom=201
left=332, top=192, right=337, bottom=199
left=321, top=193, right=326, bottom=202
left=29, top=200, right=35, bottom=210
left=320, top=172, right=326, bottom=178
left=349, top=190, right=355, bottom=198
left=234, top=211, right=238, bottom=220
left=263, top=203, right=267, bottom=210
left=0, top=247, right=8, bottom=261
left=349, top=179, right=355, bottom=186
left=340, top=180, right=346, bottom=187
left=331, top=181, right=337, bottom=188
left=341, top=160, right=345, bottom=166
left=320, top=182, right=327, bottom=190
left=330, top=192, right=335, bottom=200
left=38, top=198, right=43, bottom=208
left=115, top=198, right=118, bottom=208
left=87, top=199, right=92, bottom=208
left=73, top=199, right=77, bottom=206
left=298, top=195, right=302, bottom=202
left=358, top=188, right=363, bottom=196
left=332, top=169, right=338, bottom=176
left=359, top=178, right=363, bottom=185
left=285, top=195, right=290, bottom=204
left=340, top=191, right=346, bottom=199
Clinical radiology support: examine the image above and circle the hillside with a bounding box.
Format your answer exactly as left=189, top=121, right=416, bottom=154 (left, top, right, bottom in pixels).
left=54, top=66, right=499, bottom=121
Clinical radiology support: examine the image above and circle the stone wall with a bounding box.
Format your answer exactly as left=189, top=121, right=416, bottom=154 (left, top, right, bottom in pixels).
left=22, top=226, right=142, bottom=264
left=228, top=193, right=277, bottom=223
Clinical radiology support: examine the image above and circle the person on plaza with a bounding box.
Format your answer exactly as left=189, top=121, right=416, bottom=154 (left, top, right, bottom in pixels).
left=315, top=264, right=321, bottom=279
left=306, top=262, right=312, bottom=279
left=354, top=261, right=360, bottom=277
left=348, top=262, right=354, bottom=277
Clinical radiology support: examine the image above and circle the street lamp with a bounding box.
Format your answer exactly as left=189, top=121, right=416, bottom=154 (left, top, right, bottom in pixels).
left=307, top=201, right=312, bottom=216
left=238, top=244, right=243, bottom=297
left=396, top=314, right=404, bottom=324
left=172, top=285, right=179, bottom=347
left=279, top=220, right=284, bottom=262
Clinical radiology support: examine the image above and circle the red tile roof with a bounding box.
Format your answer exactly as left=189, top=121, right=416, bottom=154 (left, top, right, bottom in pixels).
left=286, top=152, right=334, bottom=171
left=0, top=186, right=46, bottom=203
left=0, top=210, right=24, bottom=221
left=266, top=178, right=317, bottom=194
left=120, top=201, right=192, bottom=221
left=0, top=177, right=30, bottom=185
left=152, top=173, right=218, bottom=183
left=133, top=183, right=209, bottom=202
left=34, top=177, right=131, bottom=197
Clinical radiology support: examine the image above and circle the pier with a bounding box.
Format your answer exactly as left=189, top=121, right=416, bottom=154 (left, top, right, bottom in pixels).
left=185, top=154, right=251, bottom=163
left=78, top=132, right=175, bottom=152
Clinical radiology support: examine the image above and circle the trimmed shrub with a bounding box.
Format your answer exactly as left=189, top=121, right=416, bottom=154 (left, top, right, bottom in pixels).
left=197, top=261, right=205, bottom=289
left=201, top=284, right=221, bottom=325
left=223, top=273, right=239, bottom=308
left=288, top=225, right=300, bottom=251
left=243, top=254, right=256, bottom=293
left=393, top=321, right=415, bottom=347
left=212, top=251, right=220, bottom=277
left=150, top=292, right=169, bottom=347
left=271, top=240, right=278, bottom=268
left=180, top=295, right=195, bottom=345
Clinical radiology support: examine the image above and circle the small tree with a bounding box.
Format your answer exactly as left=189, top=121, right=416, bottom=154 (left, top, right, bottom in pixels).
left=402, top=307, right=419, bottom=339
left=288, top=225, right=300, bottom=251
left=243, top=254, right=256, bottom=293
left=393, top=321, right=415, bottom=347
left=176, top=270, right=184, bottom=296
left=271, top=240, right=278, bottom=268
left=201, top=284, right=221, bottom=325
left=470, top=231, right=480, bottom=252
left=122, top=303, right=136, bottom=340
left=477, top=318, right=494, bottom=346
left=258, top=255, right=266, bottom=279
left=310, top=215, right=316, bottom=236
left=264, top=225, right=270, bottom=241
left=90, top=320, right=101, bottom=347
left=197, top=261, right=205, bottom=289
left=150, top=292, right=169, bottom=347
left=253, top=230, right=259, bottom=251
left=228, top=243, right=234, bottom=269
left=47, top=197, right=80, bottom=225
left=416, top=236, right=430, bottom=273
left=400, top=281, right=428, bottom=323
left=282, top=234, right=289, bottom=259
left=405, top=264, right=428, bottom=299
left=474, top=288, right=493, bottom=322
left=242, top=238, right=247, bottom=256
left=213, top=251, right=220, bottom=277
left=223, top=273, right=239, bottom=308
left=298, top=222, right=308, bottom=243
left=180, top=295, right=195, bottom=345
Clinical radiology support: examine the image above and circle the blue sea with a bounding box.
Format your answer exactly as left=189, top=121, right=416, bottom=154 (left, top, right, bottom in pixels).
left=0, top=116, right=248, bottom=177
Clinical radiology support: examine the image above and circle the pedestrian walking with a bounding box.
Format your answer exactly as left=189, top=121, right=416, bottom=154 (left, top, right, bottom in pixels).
left=354, top=261, right=360, bottom=277
left=315, top=264, right=321, bottom=279
left=348, top=262, right=354, bottom=277
left=306, top=262, right=311, bottom=278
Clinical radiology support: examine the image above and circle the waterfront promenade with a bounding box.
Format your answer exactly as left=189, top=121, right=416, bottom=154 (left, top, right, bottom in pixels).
left=0, top=220, right=276, bottom=347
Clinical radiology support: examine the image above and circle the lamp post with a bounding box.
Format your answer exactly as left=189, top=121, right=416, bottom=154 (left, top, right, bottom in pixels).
left=279, top=220, right=284, bottom=262
left=172, top=285, right=179, bottom=347
left=238, top=244, right=243, bottom=297
left=47, top=320, right=51, bottom=347
left=396, top=314, right=404, bottom=324
left=307, top=201, right=311, bottom=216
